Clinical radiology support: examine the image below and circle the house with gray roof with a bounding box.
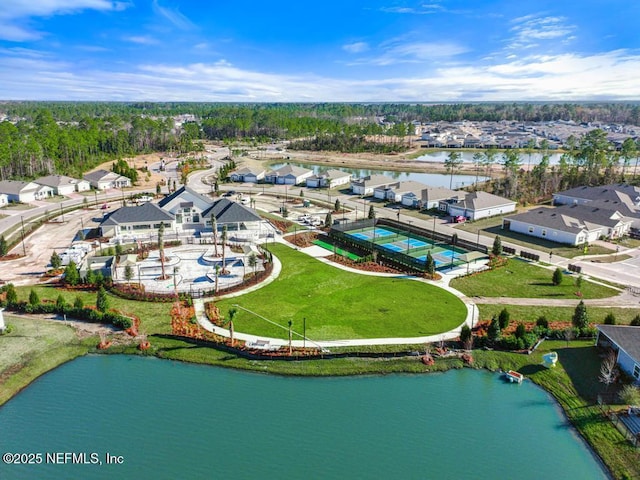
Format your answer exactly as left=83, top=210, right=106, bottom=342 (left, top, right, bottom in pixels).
left=350, top=174, right=396, bottom=196
left=306, top=169, right=352, bottom=189
left=418, top=187, right=460, bottom=210
left=158, top=186, right=212, bottom=231
left=445, top=191, right=516, bottom=221
left=100, top=202, right=175, bottom=237
left=84, top=169, right=131, bottom=190
left=264, top=164, right=313, bottom=185
left=0, top=180, right=43, bottom=203
left=202, top=198, right=264, bottom=241
left=373, top=181, right=428, bottom=203
left=35, top=174, right=90, bottom=195
left=596, top=325, right=640, bottom=384
left=229, top=166, right=265, bottom=183
left=553, top=183, right=640, bottom=230
left=503, top=204, right=631, bottom=245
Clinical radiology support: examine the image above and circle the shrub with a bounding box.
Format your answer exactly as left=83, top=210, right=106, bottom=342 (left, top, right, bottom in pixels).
left=552, top=267, right=563, bottom=286
left=64, top=261, right=80, bottom=286
left=73, top=296, right=84, bottom=309
left=96, top=286, right=109, bottom=313
left=498, top=308, right=510, bottom=330
left=631, top=315, right=640, bottom=327
left=50, top=251, right=62, bottom=269
left=487, top=316, right=500, bottom=343
left=28, top=289, right=40, bottom=306
left=572, top=300, right=589, bottom=330
left=56, top=294, right=68, bottom=311
left=619, top=385, right=640, bottom=406
left=460, top=324, right=472, bottom=345
left=603, top=313, right=616, bottom=325
left=515, top=322, right=526, bottom=339
left=492, top=235, right=502, bottom=256
left=536, top=316, right=549, bottom=329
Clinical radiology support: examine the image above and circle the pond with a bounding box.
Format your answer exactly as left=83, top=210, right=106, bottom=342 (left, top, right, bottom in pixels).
left=0, top=355, right=607, bottom=480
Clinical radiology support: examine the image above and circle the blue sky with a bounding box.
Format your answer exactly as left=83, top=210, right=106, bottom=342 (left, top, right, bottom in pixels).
left=0, top=0, right=639, bottom=101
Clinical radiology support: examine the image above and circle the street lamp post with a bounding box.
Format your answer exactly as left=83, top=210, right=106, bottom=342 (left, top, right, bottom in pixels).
left=433, top=215, right=436, bottom=241
left=60, top=202, right=65, bottom=223
left=476, top=229, right=480, bottom=250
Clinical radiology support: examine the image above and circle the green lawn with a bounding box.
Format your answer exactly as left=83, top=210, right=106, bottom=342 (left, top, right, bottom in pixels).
left=450, top=258, right=618, bottom=299
left=477, top=304, right=640, bottom=325
left=0, top=315, right=89, bottom=406
left=215, top=243, right=467, bottom=340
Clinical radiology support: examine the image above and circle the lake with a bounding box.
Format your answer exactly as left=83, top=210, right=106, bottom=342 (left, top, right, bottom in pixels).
left=0, top=356, right=607, bottom=480
left=414, top=150, right=564, bottom=166
left=269, top=162, right=487, bottom=189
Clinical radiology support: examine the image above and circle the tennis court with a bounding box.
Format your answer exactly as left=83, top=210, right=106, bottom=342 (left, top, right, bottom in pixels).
left=343, top=224, right=474, bottom=270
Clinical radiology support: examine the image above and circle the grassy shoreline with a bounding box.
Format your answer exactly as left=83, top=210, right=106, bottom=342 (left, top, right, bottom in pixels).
left=1, top=331, right=637, bottom=478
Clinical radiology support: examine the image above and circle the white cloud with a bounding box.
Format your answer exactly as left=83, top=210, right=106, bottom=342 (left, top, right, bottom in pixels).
left=0, top=0, right=129, bottom=41
left=1, top=50, right=640, bottom=102
left=152, top=0, right=195, bottom=30
left=124, top=36, right=160, bottom=45
left=509, top=14, right=575, bottom=48
left=349, top=39, right=468, bottom=66
left=342, top=42, right=369, bottom=54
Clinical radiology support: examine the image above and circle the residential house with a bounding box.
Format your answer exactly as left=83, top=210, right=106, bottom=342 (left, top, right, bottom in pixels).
left=596, top=325, right=640, bottom=384
left=202, top=198, right=264, bottom=241
left=553, top=184, right=640, bottom=230
left=351, top=174, right=396, bottom=196
left=418, top=187, right=460, bottom=210
left=158, top=186, right=212, bottom=232
left=306, top=169, right=352, bottom=189
left=100, top=202, right=175, bottom=237
left=35, top=175, right=90, bottom=196
left=84, top=169, right=132, bottom=190
left=444, top=191, right=516, bottom=221
left=229, top=166, right=265, bottom=183
left=0, top=180, right=43, bottom=203
left=264, top=164, right=313, bottom=185
left=502, top=204, right=631, bottom=245
left=373, top=181, right=428, bottom=203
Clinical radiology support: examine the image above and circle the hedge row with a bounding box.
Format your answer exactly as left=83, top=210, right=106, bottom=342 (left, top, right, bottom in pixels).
left=0, top=300, right=132, bottom=330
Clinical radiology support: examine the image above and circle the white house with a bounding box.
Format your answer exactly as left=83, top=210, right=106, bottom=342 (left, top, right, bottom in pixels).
left=35, top=175, right=90, bottom=195
left=553, top=183, right=640, bottom=230
left=84, top=169, right=132, bottom=190
left=0, top=180, right=42, bottom=203
left=419, top=187, right=460, bottom=210
left=306, top=169, right=352, bottom=189
left=157, top=186, right=212, bottom=231
left=503, top=204, right=631, bottom=246
left=202, top=198, right=265, bottom=241
left=229, top=167, right=265, bottom=183
left=596, top=325, right=640, bottom=384
left=445, top=191, right=516, bottom=221
left=351, top=175, right=396, bottom=196
left=264, top=164, right=313, bottom=185
left=100, top=202, right=175, bottom=237
left=377, top=181, right=428, bottom=203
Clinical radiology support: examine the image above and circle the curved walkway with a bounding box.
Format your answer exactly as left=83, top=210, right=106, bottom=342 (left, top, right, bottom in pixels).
left=196, top=235, right=479, bottom=348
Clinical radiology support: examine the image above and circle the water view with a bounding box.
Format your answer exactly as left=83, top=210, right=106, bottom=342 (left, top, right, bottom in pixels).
left=269, top=162, right=487, bottom=189
left=0, top=356, right=607, bottom=480
left=414, top=150, right=564, bottom=166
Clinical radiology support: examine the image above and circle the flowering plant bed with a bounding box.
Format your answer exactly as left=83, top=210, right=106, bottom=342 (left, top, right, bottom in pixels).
left=327, top=254, right=402, bottom=274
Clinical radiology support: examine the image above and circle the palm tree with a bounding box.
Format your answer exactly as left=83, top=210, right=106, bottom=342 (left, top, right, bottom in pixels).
left=248, top=252, right=258, bottom=282
left=227, top=307, right=238, bottom=346
left=221, top=225, right=228, bottom=273
left=212, top=216, right=219, bottom=257
left=158, top=221, right=166, bottom=279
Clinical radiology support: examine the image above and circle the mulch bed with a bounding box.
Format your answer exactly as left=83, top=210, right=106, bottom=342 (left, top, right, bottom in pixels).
left=327, top=255, right=402, bottom=274
left=288, top=232, right=319, bottom=248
